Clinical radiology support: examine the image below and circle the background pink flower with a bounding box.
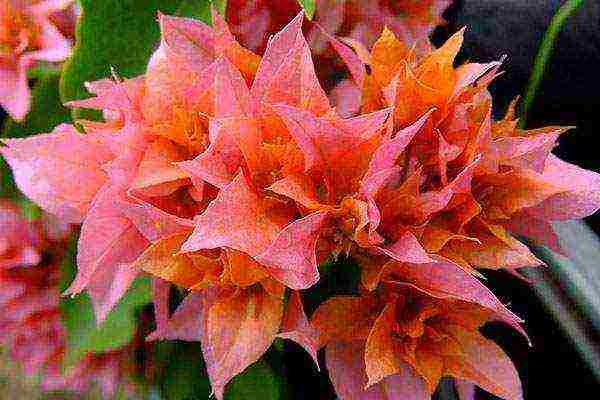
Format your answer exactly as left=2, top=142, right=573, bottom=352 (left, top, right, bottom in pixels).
left=0, top=0, right=73, bottom=120
left=0, top=200, right=132, bottom=398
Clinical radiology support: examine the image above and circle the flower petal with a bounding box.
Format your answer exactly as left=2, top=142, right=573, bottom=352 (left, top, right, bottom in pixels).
left=327, top=340, right=429, bottom=400
left=255, top=211, right=328, bottom=289
left=378, top=231, right=433, bottom=264
left=66, top=187, right=149, bottom=296
left=385, top=256, right=527, bottom=339
left=252, top=13, right=329, bottom=115
left=181, top=172, right=290, bottom=255
left=131, top=233, right=210, bottom=288
left=205, top=287, right=283, bottom=399
left=119, top=199, right=193, bottom=242
left=0, top=62, right=30, bottom=120
left=445, top=324, right=523, bottom=400
left=365, top=301, right=400, bottom=388
left=1, top=125, right=112, bottom=222
left=528, top=154, right=600, bottom=220
left=87, top=262, right=140, bottom=324
left=277, top=290, right=320, bottom=368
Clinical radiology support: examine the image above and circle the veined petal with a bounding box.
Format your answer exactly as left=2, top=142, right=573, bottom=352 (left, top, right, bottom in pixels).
left=255, top=211, right=328, bottom=289
left=0, top=64, right=30, bottom=121
left=277, top=291, right=320, bottom=368
left=252, top=13, right=329, bottom=115
left=384, top=256, right=528, bottom=341
left=1, top=125, right=112, bottom=223
left=119, top=199, right=194, bottom=242
left=66, top=186, right=148, bottom=296
left=444, top=324, right=523, bottom=400
left=528, top=154, right=600, bottom=220
left=181, top=172, right=291, bottom=255
left=365, top=301, right=400, bottom=388
left=204, top=287, right=283, bottom=399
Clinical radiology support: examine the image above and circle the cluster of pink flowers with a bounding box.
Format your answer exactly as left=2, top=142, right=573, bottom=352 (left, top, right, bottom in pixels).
left=0, top=0, right=75, bottom=120
left=0, top=200, right=131, bottom=397
left=1, top=4, right=599, bottom=400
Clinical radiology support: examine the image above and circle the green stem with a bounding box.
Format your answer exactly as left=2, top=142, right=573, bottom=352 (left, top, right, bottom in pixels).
left=519, top=0, right=584, bottom=128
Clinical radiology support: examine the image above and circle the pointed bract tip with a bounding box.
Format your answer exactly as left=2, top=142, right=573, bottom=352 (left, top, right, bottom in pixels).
left=211, top=4, right=226, bottom=24
left=286, top=11, right=305, bottom=32
left=381, top=25, right=395, bottom=37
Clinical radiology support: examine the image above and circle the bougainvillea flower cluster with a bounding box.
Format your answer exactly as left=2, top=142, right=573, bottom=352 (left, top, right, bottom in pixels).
left=0, top=199, right=132, bottom=397
left=2, top=8, right=600, bottom=400
left=0, top=0, right=74, bottom=120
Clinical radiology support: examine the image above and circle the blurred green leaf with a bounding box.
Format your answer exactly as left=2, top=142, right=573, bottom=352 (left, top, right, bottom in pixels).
left=26, top=63, right=62, bottom=80
left=525, top=220, right=600, bottom=379
left=213, top=0, right=227, bottom=16
left=177, top=0, right=226, bottom=22
left=0, top=152, right=17, bottom=199
left=519, top=0, right=584, bottom=128
left=296, top=0, right=315, bottom=20
left=158, top=342, right=211, bottom=400
left=157, top=344, right=285, bottom=399
left=18, top=199, right=42, bottom=221
left=60, top=275, right=151, bottom=365
left=225, top=359, right=284, bottom=400
left=59, top=0, right=183, bottom=119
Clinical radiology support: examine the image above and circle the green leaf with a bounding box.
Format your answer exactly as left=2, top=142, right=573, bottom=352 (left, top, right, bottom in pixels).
left=18, top=198, right=42, bottom=222
left=59, top=0, right=183, bottom=119
left=524, top=220, right=600, bottom=381
left=26, top=63, right=62, bottom=80
left=213, top=0, right=227, bottom=16
left=177, top=0, right=211, bottom=22
left=303, top=256, right=360, bottom=316
left=60, top=275, right=152, bottom=365
left=519, top=0, right=584, bottom=128
left=0, top=150, right=18, bottom=199
left=158, top=342, right=211, bottom=400
left=177, top=0, right=227, bottom=22
left=296, top=0, right=315, bottom=20
left=1, top=71, right=71, bottom=198
left=157, top=345, right=285, bottom=399
left=225, top=359, right=284, bottom=400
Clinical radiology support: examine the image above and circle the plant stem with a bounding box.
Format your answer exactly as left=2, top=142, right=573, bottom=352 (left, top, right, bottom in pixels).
left=519, top=0, right=584, bottom=128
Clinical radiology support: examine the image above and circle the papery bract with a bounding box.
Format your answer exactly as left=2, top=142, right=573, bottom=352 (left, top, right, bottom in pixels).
left=329, top=25, right=600, bottom=274
left=313, top=284, right=523, bottom=400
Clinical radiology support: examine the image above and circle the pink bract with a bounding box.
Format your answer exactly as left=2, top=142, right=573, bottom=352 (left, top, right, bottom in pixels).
left=0, top=0, right=74, bottom=120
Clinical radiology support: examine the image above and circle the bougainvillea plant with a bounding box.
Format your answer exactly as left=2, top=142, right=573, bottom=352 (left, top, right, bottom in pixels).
left=0, top=0, right=598, bottom=399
